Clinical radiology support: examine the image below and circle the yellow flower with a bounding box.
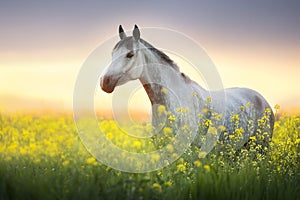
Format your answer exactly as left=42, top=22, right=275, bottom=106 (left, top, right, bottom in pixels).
left=163, top=127, right=172, bottom=134
left=265, top=108, right=271, bottom=113
left=235, top=127, right=244, bottom=136
left=218, top=125, right=226, bottom=132
left=62, top=160, right=70, bottom=166
left=152, top=183, right=162, bottom=192
left=198, top=151, right=207, bottom=158
left=172, top=153, right=178, bottom=159
left=177, top=164, right=186, bottom=172
left=165, top=181, right=172, bottom=187
left=205, top=119, right=212, bottom=127
left=274, top=104, right=280, bottom=110
left=106, top=132, right=113, bottom=140
left=182, top=124, right=190, bottom=132
left=231, top=114, right=239, bottom=122
left=166, top=144, right=174, bottom=152
left=208, top=126, right=218, bottom=136
left=246, top=102, right=252, bottom=108
left=29, top=143, right=37, bottom=151
left=151, top=154, right=160, bottom=162
left=168, top=115, right=176, bottom=121
left=206, top=96, right=212, bottom=103
left=19, top=148, right=27, bottom=155
left=194, top=160, right=202, bottom=167
left=202, top=108, right=208, bottom=114
left=204, top=165, right=211, bottom=172
left=212, top=113, right=223, bottom=121
left=240, top=105, right=245, bottom=112
left=250, top=136, right=256, bottom=141
left=182, top=108, right=190, bottom=113
left=145, top=124, right=154, bottom=132
left=161, top=87, right=168, bottom=94
left=133, top=141, right=142, bottom=148
left=157, top=105, right=166, bottom=116
left=86, top=157, right=97, bottom=165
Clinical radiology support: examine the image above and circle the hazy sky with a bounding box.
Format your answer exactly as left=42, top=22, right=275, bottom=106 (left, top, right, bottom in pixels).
left=0, top=0, right=299, bottom=111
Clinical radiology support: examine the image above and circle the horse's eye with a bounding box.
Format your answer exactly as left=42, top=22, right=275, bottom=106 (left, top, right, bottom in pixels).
left=126, top=51, right=134, bottom=58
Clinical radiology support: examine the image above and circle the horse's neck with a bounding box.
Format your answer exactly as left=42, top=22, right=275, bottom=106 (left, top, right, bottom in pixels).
left=139, top=62, right=182, bottom=128
left=138, top=48, right=207, bottom=113
left=141, top=82, right=166, bottom=105
left=139, top=64, right=172, bottom=107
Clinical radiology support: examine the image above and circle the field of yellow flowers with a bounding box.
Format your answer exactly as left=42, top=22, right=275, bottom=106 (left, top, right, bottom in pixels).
left=0, top=110, right=299, bottom=200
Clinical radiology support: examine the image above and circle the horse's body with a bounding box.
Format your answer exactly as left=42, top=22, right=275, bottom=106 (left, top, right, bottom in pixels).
left=100, top=25, right=274, bottom=150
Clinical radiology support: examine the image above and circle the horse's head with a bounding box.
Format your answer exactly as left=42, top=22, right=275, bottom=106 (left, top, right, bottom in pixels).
left=100, top=25, right=144, bottom=93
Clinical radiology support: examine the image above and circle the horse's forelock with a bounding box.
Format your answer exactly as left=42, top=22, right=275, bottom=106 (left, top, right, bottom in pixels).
left=113, top=37, right=134, bottom=51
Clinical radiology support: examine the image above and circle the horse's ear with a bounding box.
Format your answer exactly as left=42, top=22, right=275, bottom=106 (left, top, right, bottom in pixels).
left=119, top=25, right=126, bottom=40
left=133, top=24, right=140, bottom=41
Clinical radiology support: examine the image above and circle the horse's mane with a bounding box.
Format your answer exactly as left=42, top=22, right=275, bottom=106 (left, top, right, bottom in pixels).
left=140, top=39, right=191, bottom=82
left=140, top=39, right=180, bottom=71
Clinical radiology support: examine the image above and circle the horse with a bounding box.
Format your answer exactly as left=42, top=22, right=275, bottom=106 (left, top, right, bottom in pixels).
left=100, top=25, right=274, bottom=151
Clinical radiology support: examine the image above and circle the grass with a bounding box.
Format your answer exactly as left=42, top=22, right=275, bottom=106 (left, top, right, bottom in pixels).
left=0, top=111, right=299, bottom=200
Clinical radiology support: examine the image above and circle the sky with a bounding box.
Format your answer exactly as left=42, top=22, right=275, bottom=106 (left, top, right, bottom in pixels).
left=0, top=0, right=299, bottom=113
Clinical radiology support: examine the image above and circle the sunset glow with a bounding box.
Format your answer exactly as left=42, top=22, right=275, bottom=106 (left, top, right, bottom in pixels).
left=0, top=1, right=299, bottom=114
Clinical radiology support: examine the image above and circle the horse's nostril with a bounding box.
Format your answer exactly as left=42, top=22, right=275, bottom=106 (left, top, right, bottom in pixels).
left=105, top=77, right=110, bottom=84
left=101, top=75, right=117, bottom=93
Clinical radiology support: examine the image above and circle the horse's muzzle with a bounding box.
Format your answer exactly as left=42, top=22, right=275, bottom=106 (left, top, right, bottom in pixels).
left=100, top=75, right=119, bottom=93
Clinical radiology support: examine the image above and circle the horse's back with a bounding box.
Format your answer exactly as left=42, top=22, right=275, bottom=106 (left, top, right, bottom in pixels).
left=225, top=87, right=272, bottom=113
